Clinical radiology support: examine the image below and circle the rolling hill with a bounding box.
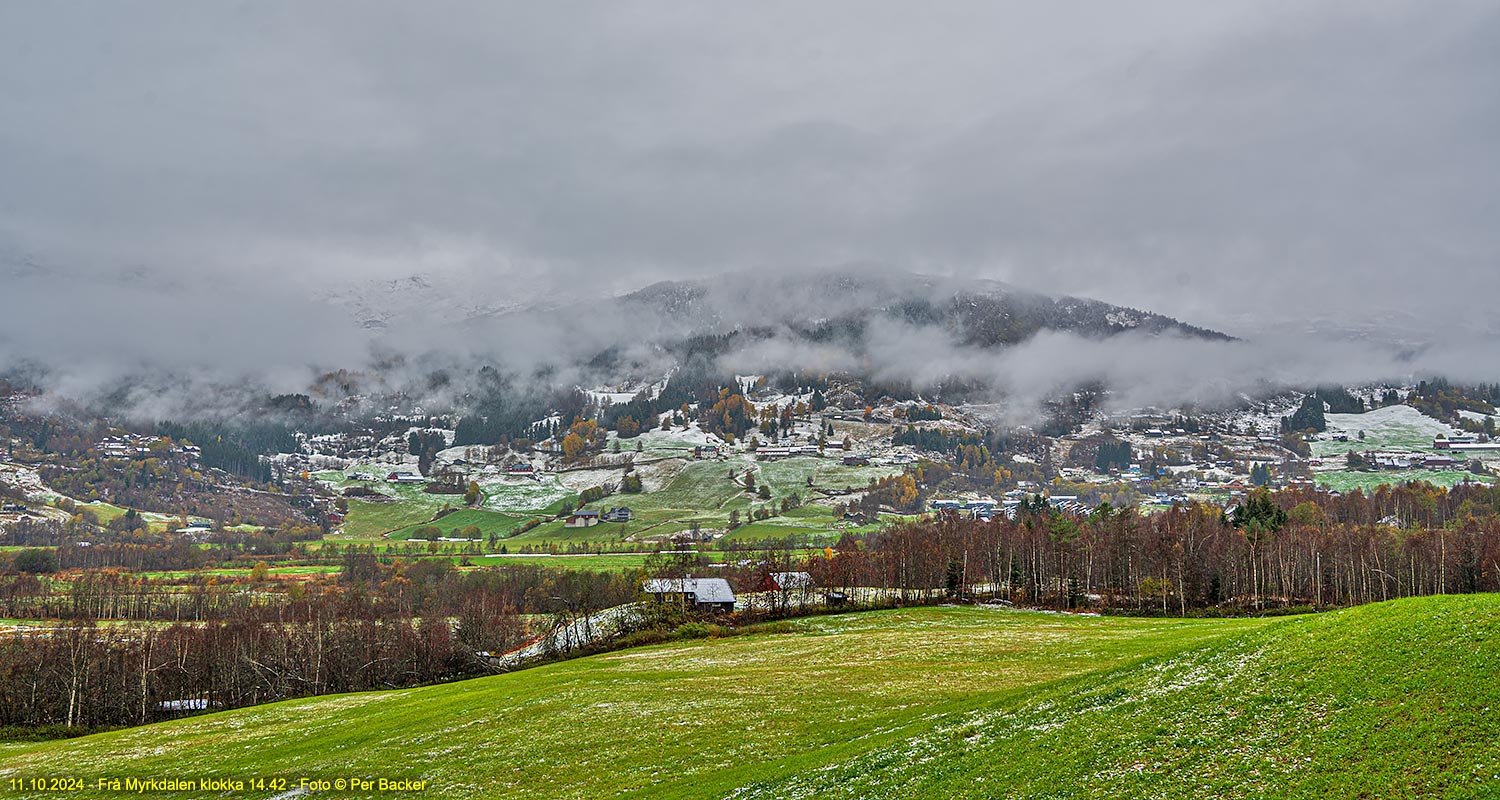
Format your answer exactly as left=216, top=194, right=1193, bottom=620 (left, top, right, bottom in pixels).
left=2, top=596, right=1496, bottom=799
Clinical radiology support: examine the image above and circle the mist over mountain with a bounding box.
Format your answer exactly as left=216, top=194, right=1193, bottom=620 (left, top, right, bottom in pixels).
left=0, top=262, right=1460, bottom=425
left=637, top=271, right=1227, bottom=340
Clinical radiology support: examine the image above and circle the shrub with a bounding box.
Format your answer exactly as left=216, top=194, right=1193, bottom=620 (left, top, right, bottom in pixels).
left=13, top=549, right=59, bottom=574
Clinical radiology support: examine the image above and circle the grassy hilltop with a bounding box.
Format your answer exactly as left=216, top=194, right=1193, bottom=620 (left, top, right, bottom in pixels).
left=2, top=597, right=1498, bottom=799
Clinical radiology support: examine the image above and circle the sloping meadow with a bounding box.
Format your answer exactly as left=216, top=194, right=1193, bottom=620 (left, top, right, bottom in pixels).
left=2, top=598, right=1496, bottom=798
left=730, top=596, right=1500, bottom=800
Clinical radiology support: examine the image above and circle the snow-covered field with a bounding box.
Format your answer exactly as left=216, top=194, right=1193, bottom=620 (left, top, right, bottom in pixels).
left=476, top=474, right=573, bottom=513
left=1314, top=405, right=1464, bottom=456
left=0, top=460, right=63, bottom=503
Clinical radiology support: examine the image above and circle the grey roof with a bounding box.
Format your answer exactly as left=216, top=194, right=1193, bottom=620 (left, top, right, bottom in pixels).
left=642, top=577, right=736, bottom=604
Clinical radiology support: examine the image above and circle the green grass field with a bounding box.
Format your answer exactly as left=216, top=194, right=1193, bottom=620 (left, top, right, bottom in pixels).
left=334, top=497, right=446, bottom=540
left=71, top=502, right=219, bottom=534
left=385, top=508, right=537, bottom=541
left=2, top=596, right=1496, bottom=799
left=317, top=453, right=895, bottom=548
left=519, top=456, right=900, bottom=547
left=1314, top=469, right=1491, bottom=493
left=738, top=595, right=1500, bottom=800
left=474, top=552, right=693, bottom=571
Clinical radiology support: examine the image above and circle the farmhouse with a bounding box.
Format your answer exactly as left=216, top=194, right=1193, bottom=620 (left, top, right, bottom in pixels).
left=842, top=454, right=871, bottom=466
left=506, top=463, right=535, bottom=474
left=641, top=576, right=737, bottom=613
left=1366, top=452, right=1424, bottom=470
left=1439, top=442, right=1500, bottom=453
left=602, top=506, right=633, bottom=523
left=1434, top=434, right=1480, bottom=448
left=564, top=509, right=601, bottom=528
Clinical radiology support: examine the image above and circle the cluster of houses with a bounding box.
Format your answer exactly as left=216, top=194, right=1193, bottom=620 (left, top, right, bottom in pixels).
left=754, top=444, right=826, bottom=460
left=564, top=506, right=634, bottom=528
left=344, top=460, right=541, bottom=493
left=299, top=431, right=381, bottom=462
left=96, top=435, right=201, bottom=460
left=932, top=493, right=1096, bottom=521
left=1356, top=451, right=1466, bottom=470
left=751, top=445, right=880, bottom=465
left=931, top=498, right=999, bottom=520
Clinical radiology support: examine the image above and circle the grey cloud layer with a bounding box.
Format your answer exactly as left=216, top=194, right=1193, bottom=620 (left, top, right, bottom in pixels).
left=1, top=1, right=1497, bottom=406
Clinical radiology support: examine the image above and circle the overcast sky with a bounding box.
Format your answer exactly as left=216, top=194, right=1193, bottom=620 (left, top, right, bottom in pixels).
left=2, top=1, right=1498, bottom=397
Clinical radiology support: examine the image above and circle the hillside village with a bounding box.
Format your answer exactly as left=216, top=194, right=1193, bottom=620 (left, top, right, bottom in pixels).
left=6, top=377, right=1497, bottom=553
left=268, top=379, right=1495, bottom=545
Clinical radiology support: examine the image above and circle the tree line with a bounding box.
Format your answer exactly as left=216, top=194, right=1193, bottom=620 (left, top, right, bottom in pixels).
left=829, top=483, right=1500, bottom=612
left=0, top=560, right=652, bottom=729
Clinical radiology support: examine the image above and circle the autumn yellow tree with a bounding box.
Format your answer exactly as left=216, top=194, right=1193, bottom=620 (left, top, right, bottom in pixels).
left=562, top=432, right=586, bottom=462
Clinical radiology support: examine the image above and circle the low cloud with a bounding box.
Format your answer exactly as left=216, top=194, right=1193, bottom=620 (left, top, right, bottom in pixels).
left=721, top=317, right=1493, bottom=422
